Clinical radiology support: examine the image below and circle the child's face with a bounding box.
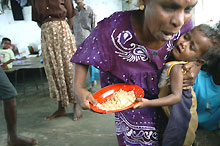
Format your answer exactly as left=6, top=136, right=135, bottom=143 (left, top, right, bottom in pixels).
left=172, top=27, right=213, bottom=61
left=2, top=40, right=11, bottom=49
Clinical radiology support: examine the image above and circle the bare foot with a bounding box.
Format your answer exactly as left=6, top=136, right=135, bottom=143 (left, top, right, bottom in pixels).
left=8, top=137, right=38, bottom=146
left=44, top=109, right=66, bottom=120
left=73, top=103, right=83, bottom=121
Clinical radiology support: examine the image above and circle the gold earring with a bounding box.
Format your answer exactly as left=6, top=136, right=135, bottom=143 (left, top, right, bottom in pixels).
left=139, top=5, right=144, bottom=10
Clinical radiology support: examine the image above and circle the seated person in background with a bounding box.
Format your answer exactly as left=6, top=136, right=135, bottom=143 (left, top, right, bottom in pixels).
left=72, top=0, right=98, bottom=91
left=193, top=48, right=220, bottom=130
left=134, top=22, right=220, bottom=146
left=0, top=37, right=15, bottom=70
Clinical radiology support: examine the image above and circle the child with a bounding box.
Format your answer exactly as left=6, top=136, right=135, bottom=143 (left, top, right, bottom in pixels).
left=134, top=22, right=220, bottom=146
left=0, top=37, right=15, bottom=70
left=193, top=49, right=220, bottom=131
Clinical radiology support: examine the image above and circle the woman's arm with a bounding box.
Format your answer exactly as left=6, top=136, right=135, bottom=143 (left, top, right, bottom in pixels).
left=65, top=0, right=75, bottom=29
left=74, top=63, right=98, bottom=109
left=182, top=61, right=202, bottom=89
left=67, top=17, right=73, bottom=29
left=134, top=65, right=183, bottom=108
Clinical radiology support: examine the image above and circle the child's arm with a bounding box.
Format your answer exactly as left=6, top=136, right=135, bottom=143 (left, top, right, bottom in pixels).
left=134, top=64, right=183, bottom=108
left=1, top=59, right=15, bottom=70
left=3, top=59, right=15, bottom=65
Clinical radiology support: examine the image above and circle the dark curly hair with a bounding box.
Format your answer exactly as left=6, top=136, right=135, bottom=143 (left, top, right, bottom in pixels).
left=196, top=23, right=220, bottom=50
left=1, top=37, right=11, bottom=44
left=201, top=48, right=220, bottom=79
left=195, top=22, right=220, bottom=70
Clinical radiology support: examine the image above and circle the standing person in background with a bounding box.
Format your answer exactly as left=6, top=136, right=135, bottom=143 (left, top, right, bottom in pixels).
left=0, top=67, right=38, bottom=146
left=72, top=0, right=98, bottom=91
left=71, top=0, right=199, bottom=145
left=72, top=0, right=97, bottom=47
left=32, top=0, right=82, bottom=121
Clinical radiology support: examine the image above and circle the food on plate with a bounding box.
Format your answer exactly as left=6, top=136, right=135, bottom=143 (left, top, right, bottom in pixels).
left=97, top=89, right=136, bottom=111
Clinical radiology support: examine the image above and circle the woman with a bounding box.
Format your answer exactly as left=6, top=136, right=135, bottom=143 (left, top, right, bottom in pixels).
left=71, top=0, right=199, bottom=145
left=32, top=0, right=82, bottom=121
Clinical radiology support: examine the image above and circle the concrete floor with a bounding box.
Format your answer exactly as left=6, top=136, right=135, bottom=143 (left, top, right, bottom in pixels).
left=1, top=69, right=220, bottom=146
left=0, top=69, right=118, bottom=146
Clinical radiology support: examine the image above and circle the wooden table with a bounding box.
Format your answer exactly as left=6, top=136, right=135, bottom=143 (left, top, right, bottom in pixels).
left=5, top=55, right=44, bottom=94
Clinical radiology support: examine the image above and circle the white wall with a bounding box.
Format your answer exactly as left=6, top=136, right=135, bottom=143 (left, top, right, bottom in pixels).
left=194, top=0, right=220, bottom=25
left=0, top=0, right=122, bottom=56
left=81, top=0, right=122, bottom=22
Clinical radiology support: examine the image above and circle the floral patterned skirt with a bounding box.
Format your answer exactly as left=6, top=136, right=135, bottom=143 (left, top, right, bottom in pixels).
left=41, top=21, right=77, bottom=107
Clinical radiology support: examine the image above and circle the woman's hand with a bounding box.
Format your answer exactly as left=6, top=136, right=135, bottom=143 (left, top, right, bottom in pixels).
left=182, top=61, right=202, bottom=89
left=75, top=87, right=98, bottom=110
left=74, top=63, right=98, bottom=110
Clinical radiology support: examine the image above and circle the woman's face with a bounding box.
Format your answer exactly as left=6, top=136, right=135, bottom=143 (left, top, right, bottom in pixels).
left=143, top=0, right=198, bottom=42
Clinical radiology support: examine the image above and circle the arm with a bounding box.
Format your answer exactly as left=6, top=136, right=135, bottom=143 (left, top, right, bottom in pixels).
left=67, top=17, right=73, bottom=29
left=1, top=59, right=15, bottom=70
left=74, top=63, right=98, bottom=109
left=31, top=0, right=42, bottom=27
left=2, top=59, right=15, bottom=66
left=90, top=10, right=97, bottom=30
left=65, top=0, right=75, bottom=29
left=182, top=61, right=201, bottom=89
left=134, top=65, right=183, bottom=108
left=31, top=0, right=39, bottom=23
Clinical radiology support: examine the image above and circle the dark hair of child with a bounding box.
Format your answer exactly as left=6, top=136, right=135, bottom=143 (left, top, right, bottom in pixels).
left=1, top=37, right=11, bottom=44
left=201, top=49, right=220, bottom=79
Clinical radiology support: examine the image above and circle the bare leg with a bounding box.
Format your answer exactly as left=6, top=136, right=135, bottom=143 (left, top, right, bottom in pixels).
left=4, top=98, right=38, bottom=146
left=44, top=101, right=66, bottom=120
left=73, top=102, right=82, bottom=121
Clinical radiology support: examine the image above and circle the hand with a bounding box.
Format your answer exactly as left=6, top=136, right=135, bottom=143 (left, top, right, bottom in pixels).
left=1, top=63, right=9, bottom=70
left=133, top=98, right=150, bottom=109
left=182, top=61, right=201, bottom=89
left=75, top=87, right=98, bottom=110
